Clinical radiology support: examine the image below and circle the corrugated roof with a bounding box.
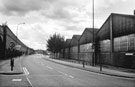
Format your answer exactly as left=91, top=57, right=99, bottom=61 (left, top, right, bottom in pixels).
left=70, top=35, right=81, bottom=47
left=65, top=39, right=71, bottom=47
left=74, top=35, right=81, bottom=40
left=97, top=13, right=135, bottom=40
left=79, top=28, right=99, bottom=45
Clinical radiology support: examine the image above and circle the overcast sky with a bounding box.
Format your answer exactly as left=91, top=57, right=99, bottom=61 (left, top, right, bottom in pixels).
left=0, top=0, right=135, bottom=50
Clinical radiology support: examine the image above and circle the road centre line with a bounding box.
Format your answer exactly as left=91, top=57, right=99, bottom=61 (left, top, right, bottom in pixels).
left=46, top=66, right=53, bottom=70
left=69, top=75, right=74, bottom=78
left=58, top=71, right=67, bottom=75
left=58, top=71, right=74, bottom=78
left=58, top=71, right=68, bottom=76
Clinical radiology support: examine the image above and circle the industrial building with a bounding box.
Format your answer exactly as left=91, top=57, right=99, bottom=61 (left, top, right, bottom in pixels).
left=62, top=12, right=135, bottom=69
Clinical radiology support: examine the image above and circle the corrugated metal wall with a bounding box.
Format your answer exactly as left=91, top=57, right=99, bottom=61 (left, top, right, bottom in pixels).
left=62, top=13, right=135, bottom=69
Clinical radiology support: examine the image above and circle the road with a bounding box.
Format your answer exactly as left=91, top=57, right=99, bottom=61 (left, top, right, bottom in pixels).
left=1, top=54, right=135, bottom=87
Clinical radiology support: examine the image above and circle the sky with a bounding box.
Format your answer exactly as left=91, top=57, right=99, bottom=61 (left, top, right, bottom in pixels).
left=0, top=0, right=135, bottom=50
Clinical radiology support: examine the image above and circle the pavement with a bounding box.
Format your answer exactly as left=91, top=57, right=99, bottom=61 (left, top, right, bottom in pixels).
left=42, top=55, right=135, bottom=79
left=0, top=57, right=23, bottom=75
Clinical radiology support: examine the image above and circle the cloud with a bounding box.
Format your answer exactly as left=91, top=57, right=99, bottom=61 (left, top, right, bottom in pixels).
left=0, top=0, right=55, bottom=16
left=41, top=8, right=71, bottom=20
left=2, top=0, right=134, bottom=50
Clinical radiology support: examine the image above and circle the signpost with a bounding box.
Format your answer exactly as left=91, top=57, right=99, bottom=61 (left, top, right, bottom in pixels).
left=15, top=45, right=21, bottom=51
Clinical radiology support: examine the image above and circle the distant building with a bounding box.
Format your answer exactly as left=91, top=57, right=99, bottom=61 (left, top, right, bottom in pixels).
left=35, top=50, right=48, bottom=55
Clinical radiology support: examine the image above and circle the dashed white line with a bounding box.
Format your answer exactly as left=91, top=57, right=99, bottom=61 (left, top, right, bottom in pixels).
left=58, top=71, right=74, bottom=78
left=69, top=75, right=74, bottom=78
left=58, top=71, right=66, bottom=75
left=46, top=66, right=53, bottom=70
left=58, top=71, right=67, bottom=76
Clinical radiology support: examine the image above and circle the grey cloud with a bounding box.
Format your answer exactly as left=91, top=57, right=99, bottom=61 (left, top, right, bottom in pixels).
left=0, top=0, right=55, bottom=16
left=63, top=24, right=81, bottom=32
left=0, top=0, right=80, bottom=21
left=41, top=7, right=71, bottom=20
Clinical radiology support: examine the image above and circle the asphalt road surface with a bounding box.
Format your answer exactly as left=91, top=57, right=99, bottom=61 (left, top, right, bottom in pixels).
left=1, top=54, right=135, bottom=87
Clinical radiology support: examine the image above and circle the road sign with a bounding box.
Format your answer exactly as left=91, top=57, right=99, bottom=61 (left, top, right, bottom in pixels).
left=15, top=45, right=21, bottom=50
left=125, top=53, right=133, bottom=56
left=9, top=42, right=15, bottom=49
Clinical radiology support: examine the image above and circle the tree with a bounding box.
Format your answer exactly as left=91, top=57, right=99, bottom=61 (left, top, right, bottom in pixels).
left=46, top=33, right=65, bottom=54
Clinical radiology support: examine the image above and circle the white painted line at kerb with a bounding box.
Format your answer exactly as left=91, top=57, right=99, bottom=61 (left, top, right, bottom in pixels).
left=23, top=67, right=29, bottom=75
left=46, top=66, right=53, bottom=70
left=23, top=67, right=33, bottom=87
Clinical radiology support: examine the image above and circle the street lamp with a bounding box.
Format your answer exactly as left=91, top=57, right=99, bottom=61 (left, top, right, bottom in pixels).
left=16, top=22, right=25, bottom=56
left=15, top=22, right=25, bottom=71
left=92, top=0, right=95, bottom=66
left=16, top=22, right=25, bottom=45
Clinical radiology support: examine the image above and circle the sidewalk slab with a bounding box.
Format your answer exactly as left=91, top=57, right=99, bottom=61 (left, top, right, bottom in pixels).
left=0, top=57, right=23, bottom=75
left=43, top=56, right=135, bottom=79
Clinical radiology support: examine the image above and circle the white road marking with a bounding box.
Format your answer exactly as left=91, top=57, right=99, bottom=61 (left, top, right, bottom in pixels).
left=58, top=71, right=74, bottom=78
left=46, top=66, right=53, bottom=70
left=58, top=71, right=66, bottom=75
left=23, top=67, right=33, bottom=87
left=64, top=73, right=68, bottom=76
left=69, top=75, right=74, bottom=78
left=23, top=67, right=29, bottom=75
left=58, top=71, right=67, bottom=76
left=26, top=76, right=33, bottom=87
left=12, top=79, right=22, bottom=81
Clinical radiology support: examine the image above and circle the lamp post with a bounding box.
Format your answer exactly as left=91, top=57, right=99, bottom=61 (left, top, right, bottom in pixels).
left=92, top=0, right=95, bottom=66
left=15, top=22, right=25, bottom=71
left=16, top=22, right=25, bottom=45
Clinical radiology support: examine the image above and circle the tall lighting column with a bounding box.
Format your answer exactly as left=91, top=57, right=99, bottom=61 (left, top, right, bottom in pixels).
left=16, top=22, right=25, bottom=70
left=16, top=22, right=25, bottom=45
left=16, top=22, right=25, bottom=58
left=92, top=0, right=95, bottom=66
